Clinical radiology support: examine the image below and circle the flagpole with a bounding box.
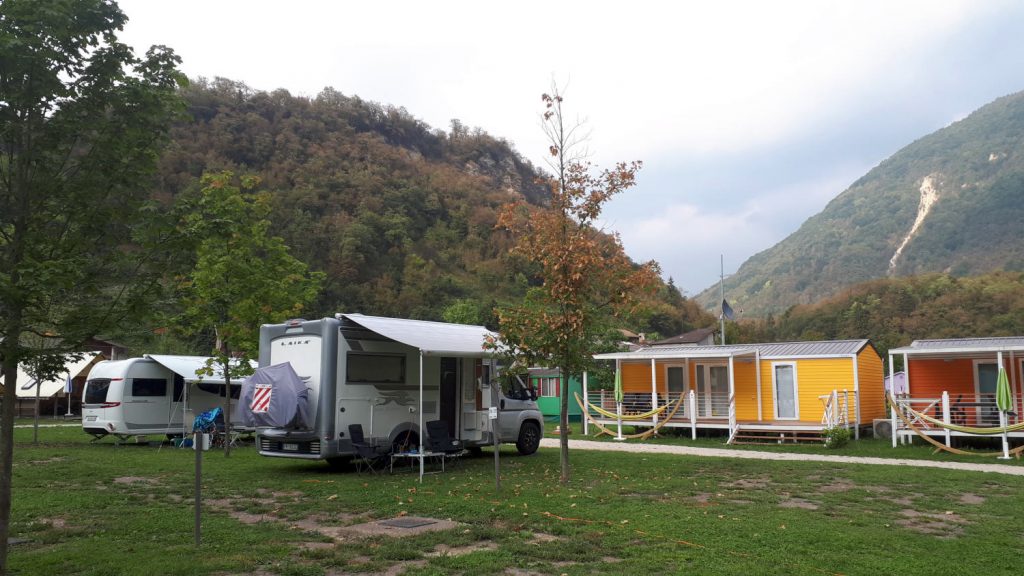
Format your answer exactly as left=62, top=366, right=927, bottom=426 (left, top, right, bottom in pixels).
left=65, top=373, right=73, bottom=416
left=719, top=255, right=726, bottom=346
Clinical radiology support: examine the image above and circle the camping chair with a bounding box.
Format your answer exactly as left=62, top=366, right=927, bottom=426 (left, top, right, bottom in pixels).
left=348, top=424, right=387, bottom=473
left=425, top=420, right=465, bottom=467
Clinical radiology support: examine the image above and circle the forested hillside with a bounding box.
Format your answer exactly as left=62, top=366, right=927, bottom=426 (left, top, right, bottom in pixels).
left=698, top=90, right=1024, bottom=315
left=144, top=78, right=712, bottom=342
left=732, top=271, right=1024, bottom=358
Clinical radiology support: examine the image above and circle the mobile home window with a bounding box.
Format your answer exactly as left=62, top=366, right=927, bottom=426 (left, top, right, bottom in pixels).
left=539, top=377, right=559, bottom=397
left=84, top=379, right=111, bottom=403
left=132, top=378, right=167, bottom=397
left=348, top=353, right=405, bottom=384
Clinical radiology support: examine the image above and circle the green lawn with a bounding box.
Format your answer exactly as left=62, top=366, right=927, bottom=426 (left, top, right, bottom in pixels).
left=7, top=424, right=1024, bottom=575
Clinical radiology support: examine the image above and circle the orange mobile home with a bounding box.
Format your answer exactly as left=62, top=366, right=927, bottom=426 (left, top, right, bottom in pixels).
left=588, top=340, right=884, bottom=443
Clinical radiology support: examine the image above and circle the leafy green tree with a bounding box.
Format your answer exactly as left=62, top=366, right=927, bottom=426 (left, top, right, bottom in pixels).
left=492, top=88, right=659, bottom=484
left=0, top=1, right=184, bottom=570
left=176, top=171, right=323, bottom=456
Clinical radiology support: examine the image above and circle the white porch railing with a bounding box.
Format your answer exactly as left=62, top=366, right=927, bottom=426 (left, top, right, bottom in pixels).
left=819, top=389, right=851, bottom=429
left=584, top=391, right=688, bottom=422
left=891, top=392, right=1019, bottom=447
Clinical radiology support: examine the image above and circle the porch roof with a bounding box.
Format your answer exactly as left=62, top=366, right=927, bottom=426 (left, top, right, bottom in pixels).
left=890, top=336, right=1024, bottom=359
left=594, top=339, right=871, bottom=361
left=593, top=344, right=757, bottom=361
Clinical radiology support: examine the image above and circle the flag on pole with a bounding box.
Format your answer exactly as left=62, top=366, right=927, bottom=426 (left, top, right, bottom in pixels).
left=722, top=299, right=735, bottom=321
left=64, top=373, right=73, bottom=394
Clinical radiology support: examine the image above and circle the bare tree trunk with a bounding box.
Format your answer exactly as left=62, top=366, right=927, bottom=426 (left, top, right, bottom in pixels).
left=1, top=313, right=23, bottom=575
left=223, top=342, right=232, bottom=458
left=559, top=366, right=570, bottom=484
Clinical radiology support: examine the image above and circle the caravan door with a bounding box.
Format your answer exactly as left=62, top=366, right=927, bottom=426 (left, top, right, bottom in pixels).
left=122, top=376, right=171, bottom=433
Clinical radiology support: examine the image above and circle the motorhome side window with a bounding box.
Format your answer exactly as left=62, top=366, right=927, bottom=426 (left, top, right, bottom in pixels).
left=347, top=353, right=405, bottom=384
left=84, top=379, right=111, bottom=403
left=132, top=378, right=167, bottom=397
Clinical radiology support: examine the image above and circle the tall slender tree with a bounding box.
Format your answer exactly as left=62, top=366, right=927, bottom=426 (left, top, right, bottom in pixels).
left=0, top=1, right=185, bottom=571
left=175, top=171, right=323, bottom=456
left=493, top=87, right=659, bottom=483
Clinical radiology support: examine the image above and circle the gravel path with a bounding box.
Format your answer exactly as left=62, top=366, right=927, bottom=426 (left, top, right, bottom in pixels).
left=539, top=438, right=1024, bottom=476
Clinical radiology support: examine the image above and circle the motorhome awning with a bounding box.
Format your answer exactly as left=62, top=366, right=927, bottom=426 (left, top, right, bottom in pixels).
left=145, top=354, right=255, bottom=384
left=15, top=353, right=101, bottom=398
left=338, top=313, right=496, bottom=357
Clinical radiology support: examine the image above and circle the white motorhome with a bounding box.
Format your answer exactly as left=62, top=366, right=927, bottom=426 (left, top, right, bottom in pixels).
left=253, top=314, right=544, bottom=464
left=82, top=355, right=248, bottom=440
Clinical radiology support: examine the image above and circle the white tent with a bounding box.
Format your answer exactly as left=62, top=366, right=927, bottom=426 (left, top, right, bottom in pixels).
left=15, top=353, right=101, bottom=399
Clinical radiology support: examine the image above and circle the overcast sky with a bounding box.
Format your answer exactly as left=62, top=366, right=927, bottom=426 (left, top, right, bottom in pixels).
left=117, top=0, right=1024, bottom=295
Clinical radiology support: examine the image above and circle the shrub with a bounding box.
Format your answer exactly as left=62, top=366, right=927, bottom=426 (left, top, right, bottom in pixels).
left=823, top=426, right=852, bottom=449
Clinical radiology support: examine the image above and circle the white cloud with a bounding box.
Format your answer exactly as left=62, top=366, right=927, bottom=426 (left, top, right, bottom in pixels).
left=116, top=0, right=990, bottom=168
left=608, top=164, right=866, bottom=293
left=113, top=0, right=1024, bottom=295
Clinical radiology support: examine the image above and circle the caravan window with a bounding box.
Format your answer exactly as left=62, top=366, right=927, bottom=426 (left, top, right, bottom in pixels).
left=348, top=353, right=405, bottom=384
left=132, top=378, right=167, bottom=397
left=84, top=379, right=111, bottom=403
left=173, top=375, right=185, bottom=403
left=196, top=382, right=242, bottom=399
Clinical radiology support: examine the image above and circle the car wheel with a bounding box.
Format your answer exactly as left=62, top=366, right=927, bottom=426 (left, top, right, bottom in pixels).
left=515, top=421, right=541, bottom=456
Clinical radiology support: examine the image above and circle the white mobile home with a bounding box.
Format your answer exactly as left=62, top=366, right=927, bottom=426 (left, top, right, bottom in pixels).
left=252, top=314, right=543, bottom=465
left=82, top=355, right=251, bottom=440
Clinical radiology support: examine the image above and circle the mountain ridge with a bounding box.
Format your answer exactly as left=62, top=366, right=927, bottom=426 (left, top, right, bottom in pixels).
left=697, top=89, right=1024, bottom=316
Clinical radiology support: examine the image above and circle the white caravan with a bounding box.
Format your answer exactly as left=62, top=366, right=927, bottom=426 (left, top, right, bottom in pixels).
left=82, top=355, right=249, bottom=440
left=253, top=314, right=544, bottom=465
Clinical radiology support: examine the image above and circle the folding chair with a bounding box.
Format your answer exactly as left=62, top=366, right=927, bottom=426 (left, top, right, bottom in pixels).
left=349, top=424, right=386, bottom=473
left=425, top=420, right=465, bottom=467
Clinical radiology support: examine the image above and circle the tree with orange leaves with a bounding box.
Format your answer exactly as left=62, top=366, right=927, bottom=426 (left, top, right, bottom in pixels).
left=493, top=87, right=659, bottom=484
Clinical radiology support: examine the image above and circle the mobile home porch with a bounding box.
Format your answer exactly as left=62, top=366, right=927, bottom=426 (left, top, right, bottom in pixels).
left=588, top=340, right=884, bottom=443
left=888, top=337, right=1024, bottom=448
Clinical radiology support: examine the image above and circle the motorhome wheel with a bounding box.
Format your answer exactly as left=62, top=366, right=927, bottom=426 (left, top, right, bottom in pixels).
left=515, top=421, right=541, bottom=456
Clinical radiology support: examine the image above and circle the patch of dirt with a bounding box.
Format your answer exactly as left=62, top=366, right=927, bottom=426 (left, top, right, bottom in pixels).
left=38, top=517, right=68, bottom=529
left=602, top=556, right=623, bottom=563
left=298, top=541, right=335, bottom=551
left=527, top=532, right=565, bottom=543
left=621, top=491, right=670, bottom=501
left=896, top=509, right=968, bottom=538
left=425, top=541, right=498, bottom=557
left=886, top=493, right=924, bottom=507
left=864, top=485, right=893, bottom=494
left=779, top=498, right=819, bottom=510
left=687, top=492, right=716, bottom=506
left=959, top=493, right=985, bottom=505
left=817, top=479, right=856, bottom=493
left=29, top=457, right=66, bottom=465
left=338, top=517, right=461, bottom=538
left=723, top=476, right=771, bottom=490
left=113, top=476, right=158, bottom=485
left=503, top=570, right=545, bottom=576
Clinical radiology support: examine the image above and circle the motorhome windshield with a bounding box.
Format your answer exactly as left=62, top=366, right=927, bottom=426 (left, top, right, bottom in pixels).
left=84, top=379, right=111, bottom=404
